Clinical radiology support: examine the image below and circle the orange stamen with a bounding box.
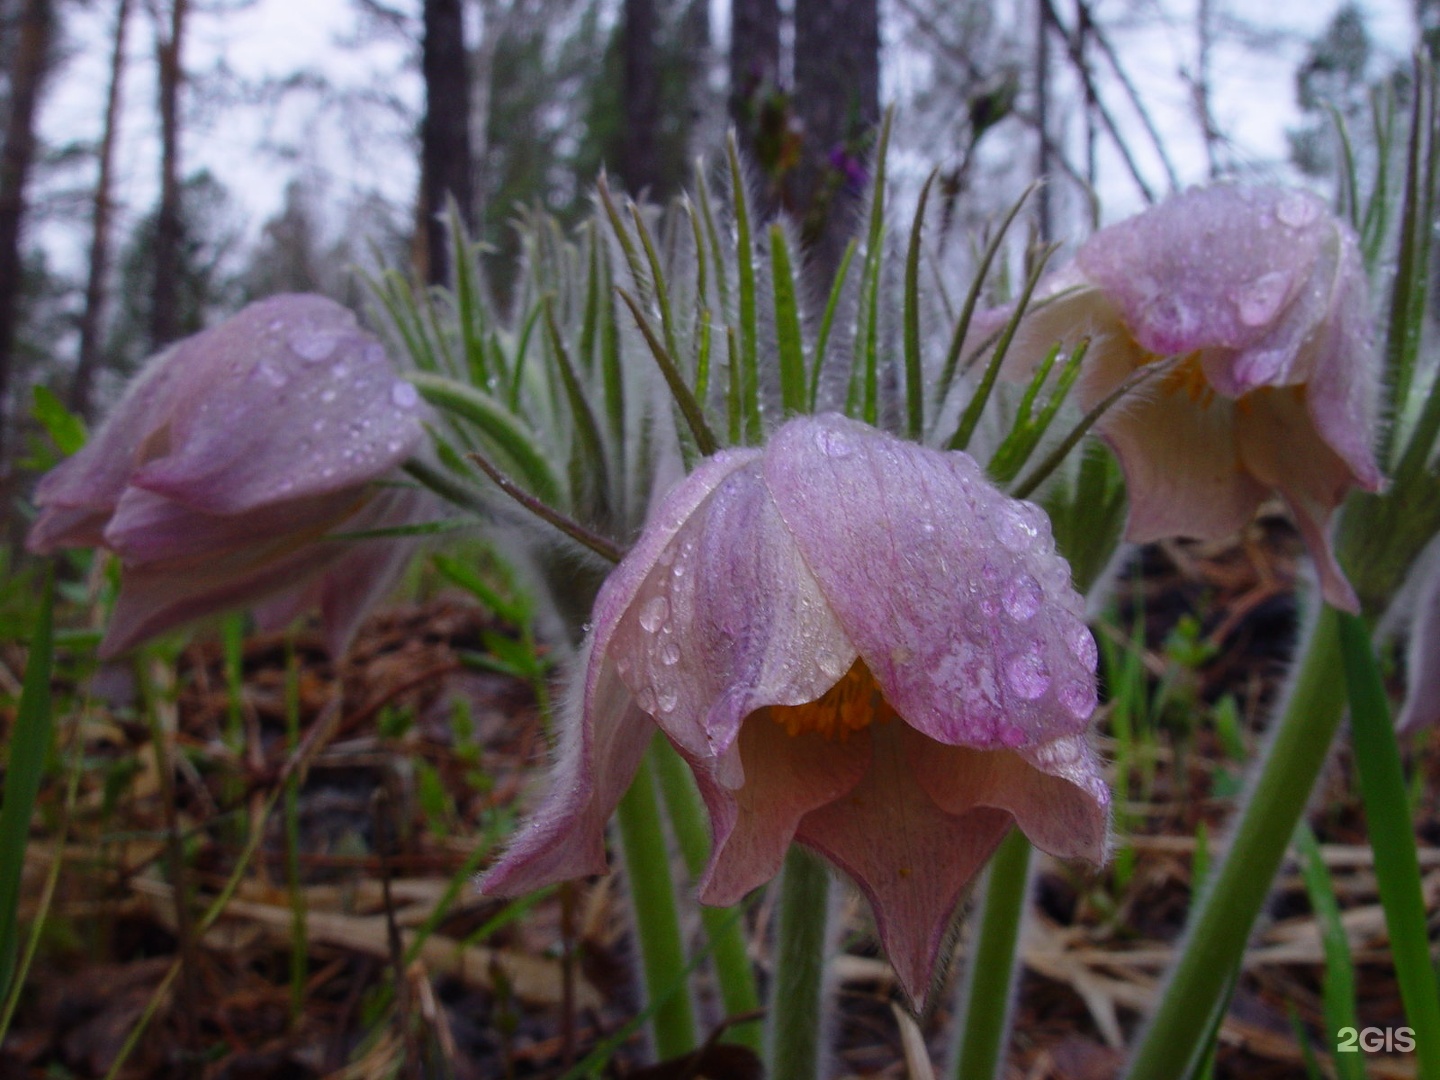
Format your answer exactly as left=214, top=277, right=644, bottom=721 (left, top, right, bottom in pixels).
left=770, top=658, right=894, bottom=741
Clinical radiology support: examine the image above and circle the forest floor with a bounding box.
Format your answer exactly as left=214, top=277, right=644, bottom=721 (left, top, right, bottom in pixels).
left=0, top=510, right=1434, bottom=1080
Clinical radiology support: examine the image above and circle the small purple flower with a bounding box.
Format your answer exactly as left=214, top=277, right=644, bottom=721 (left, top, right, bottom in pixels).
left=996, top=185, right=1384, bottom=611
left=828, top=144, right=869, bottom=193
left=28, top=294, right=431, bottom=657
left=481, top=413, right=1110, bottom=1005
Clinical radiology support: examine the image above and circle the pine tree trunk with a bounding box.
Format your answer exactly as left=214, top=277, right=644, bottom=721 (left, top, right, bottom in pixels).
left=421, top=0, right=473, bottom=286
left=71, top=0, right=132, bottom=421
left=621, top=0, right=661, bottom=196
left=150, top=0, right=188, bottom=351
left=792, top=0, right=879, bottom=287
left=0, top=0, right=55, bottom=464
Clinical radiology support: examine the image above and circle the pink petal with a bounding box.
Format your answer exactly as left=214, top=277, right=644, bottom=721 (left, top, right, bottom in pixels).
left=762, top=414, right=1097, bottom=750
left=796, top=723, right=1014, bottom=1007
left=1236, top=388, right=1361, bottom=611
left=27, top=342, right=188, bottom=553
left=1077, top=187, right=1330, bottom=361
left=590, top=448, right=856, bottom=767
left=129, top=295, right=425, bottom=514
left=479, top=651, right=656, bottom=896
left=693, top=712, right=870, bottom=906
left=905, top=726, right=1109, bottom=863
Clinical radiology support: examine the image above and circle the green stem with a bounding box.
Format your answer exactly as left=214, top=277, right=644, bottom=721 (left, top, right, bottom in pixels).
left=615, top=744, right=697, bottom=1061
left=768, top=847, right=831, bottom=1080
left=1337, top=612, right=1440, bottom=1080
left=1125, top=605, right=1346, bottom=1080
left=951, top=830, right=1033, bottom=1080
left=649, top=740, right=762, bottom=1051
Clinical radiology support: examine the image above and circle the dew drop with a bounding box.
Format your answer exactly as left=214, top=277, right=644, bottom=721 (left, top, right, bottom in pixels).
left=817, top=427, right=855, bottom=458
left=638, top=595, right=670, bottom=632
left=1059, top=677, right=1096, bottom=720
left=1003, top=573, right=1042, bottom=620
left=817, top=650, right=848, bottom=679
left=391, top=381, right=419, bottom=408
left=1005, top=647, right=1050, bottom=700
left=1234, top=270, right=1290, bottom=328
left=1068, top=625, right=1098, bottom=671
left=320, top=388, right=337, bottom=403
left=254, top=361, right=288, bottom=388
left=1276, top=192, right=1320, bottom=229
left=365, top=343, right=388, bottom=366
left=289, top=331, right=339, bottom=362
left=656, top=686, right=679, bottom=713
left=636, top=686, right=658, bottom=713
left=659, top=640, right=681, bottom=666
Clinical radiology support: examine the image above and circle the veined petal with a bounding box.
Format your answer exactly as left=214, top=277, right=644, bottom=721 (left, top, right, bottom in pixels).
left=479, top=646, right=656, bottom=896
left=694, top=712, right=870, bottom=906
left=592, top=449, right=856, bottom=766
left=796, top=723, right=1014, bottom=1007
left=130, top=295, right=425, bottom=514
left=763, top=414, right=1096, bottom=750
left=1236, top=388, right=1361, bottom=611
left=905, top=726, right=1109, bottom=863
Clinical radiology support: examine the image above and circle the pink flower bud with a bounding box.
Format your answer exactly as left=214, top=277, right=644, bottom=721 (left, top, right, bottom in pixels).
left=998, top=186, right=1384, bottom=611
left=481, top=413, right=1110, bottom=1005
left=28, top=294, right=431, bottom=657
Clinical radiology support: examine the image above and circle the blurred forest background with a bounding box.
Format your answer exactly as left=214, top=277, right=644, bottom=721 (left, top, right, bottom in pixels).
left=0, top=0, right=1435, bottom=513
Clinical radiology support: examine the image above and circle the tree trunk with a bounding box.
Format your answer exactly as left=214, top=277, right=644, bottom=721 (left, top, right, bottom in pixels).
left=728, top=0, right=780, bottom=132
left=620, top=0, right=661, bottom=196
left=71, top=0, right=133, bottom=421
left=421, top=0, right=473, bottom=286
left=150, top=0, right=188, bottom=352
left=0, top=0, right=55, bottom=465
left=792, top=0, right=879, bottom=286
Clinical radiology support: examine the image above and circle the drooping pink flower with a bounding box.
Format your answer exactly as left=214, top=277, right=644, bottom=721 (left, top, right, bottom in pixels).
left=28, top=294, right=431, bottom=658
left=480, top=413, right=1110, bottom=1004
left=996, top=185, right=1383, bottom=612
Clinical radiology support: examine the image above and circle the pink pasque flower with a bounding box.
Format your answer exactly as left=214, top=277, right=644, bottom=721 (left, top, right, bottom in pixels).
left=481, top=413, right=1110, bottom=1004
left=28, top=294, right=431, bottom=658
left=998, top=185, right=1383, bottom=611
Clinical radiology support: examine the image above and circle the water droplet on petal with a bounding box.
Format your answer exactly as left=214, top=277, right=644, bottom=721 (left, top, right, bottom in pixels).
left=636, top=686, right=658, bottom=713
left=1234, top=270, right=1290, bottom=328
left=656, top=686, right=679, bottom=713
left=254, top=361, right=288, bottom=388
left=320, top=388, right=337, bottom=403
left=1003, top=573, right=1042, bottom=620
left=1005, top=647, right=1050, bottom=700
left=639, top=595, right=670, bottom=632
left=817, top=427, right=855, bottom=458
left=391, top=381, right=419, bottom=408
left=1276, top=192, right=1320, bottom=228
left=1068, top=625, right=1098, bottom=671
left=659, top=641, right=681, bottom=665
left=290, top=331, right=340, bottom=362
left=996, top=503, right=1043, bottom=552
left=1059, top=677, right=1096, bottom=720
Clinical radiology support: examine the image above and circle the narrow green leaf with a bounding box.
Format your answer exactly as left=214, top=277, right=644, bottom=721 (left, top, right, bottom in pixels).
left=618, top=289, right=720, bottom=456
left=1294, top=824, right=1364, bottom=1080
left=809, top=238, right=858, bottom=410
left=543, top=297, right=612, bottom=515
left=448, top=201, right=491, bottom=390
left=903, top=171, right=938, bottom=440
left=409, top=372, right=563, bottom=506
left=769, top=224, right=807, bottom=415
left=726, top=134, right=762, bottom=443
left=31, top=387, right=86, bottom=455
left=849, top=112, right=892, bottom=425
left=1337, top=611, right=1440, bottom=1080
left=0, top=567, right=54, bottom=998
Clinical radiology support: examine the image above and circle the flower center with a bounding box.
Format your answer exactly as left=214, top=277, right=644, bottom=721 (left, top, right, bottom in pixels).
left=770, top=658, right=895, bottom=741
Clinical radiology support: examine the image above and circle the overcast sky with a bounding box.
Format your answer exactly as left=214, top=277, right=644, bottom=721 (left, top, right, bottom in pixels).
left=33, top=0, right=1421, bottom=285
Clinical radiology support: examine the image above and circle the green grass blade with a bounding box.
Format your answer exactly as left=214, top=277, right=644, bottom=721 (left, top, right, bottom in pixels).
left=904, top=171, right=938, bottom=440
left=619, top=289, right=720, bottom=456
left=0, top=566, right=54, bottom=998
left=543, top=297, right=613, bottom=514
left=848, top=112, right=892, bottom=425
left=808, top=238, right=858, bottom=409
left=769, top=224, right=807, bottom=416
left=1337, top=611, right=1440, bottom=1080
left=1294, top=824, right=1364, bottom=1080
left=726, top=134, right=762, bottom=443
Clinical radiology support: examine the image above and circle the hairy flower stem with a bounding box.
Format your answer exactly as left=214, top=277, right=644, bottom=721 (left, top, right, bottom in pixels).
left=649, top=741, right=763, bottom=1051
left=769, top=847, right=831, bottom=1080
left=951, top=829, right=1033, bottom=1079
left=1125, top=605, right=1345, bottom=1079
left=616, top=744, right=697, bottom=1060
